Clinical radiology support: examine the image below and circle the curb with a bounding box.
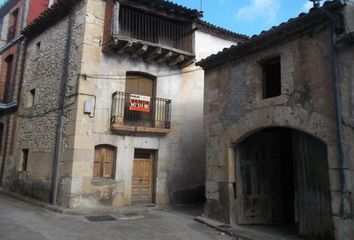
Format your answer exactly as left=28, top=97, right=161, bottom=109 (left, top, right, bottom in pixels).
left=194, top=216, right=252, bottom=240
left=0, top=189, right=164, bottom=216
left=0, top=189, right=65, bottom=213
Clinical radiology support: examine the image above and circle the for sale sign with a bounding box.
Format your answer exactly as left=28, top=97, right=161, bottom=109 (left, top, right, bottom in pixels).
left=129, top=94, right=151, bottom=112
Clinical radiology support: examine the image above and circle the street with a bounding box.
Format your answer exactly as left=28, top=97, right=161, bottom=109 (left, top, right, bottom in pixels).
left=0, top=195, right=234, bottom=240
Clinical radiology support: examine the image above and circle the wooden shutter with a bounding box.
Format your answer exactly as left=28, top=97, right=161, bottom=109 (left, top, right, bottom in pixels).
left=94, top=145, right=116, bottom=178
left=126, top=74, right=154, bottom=96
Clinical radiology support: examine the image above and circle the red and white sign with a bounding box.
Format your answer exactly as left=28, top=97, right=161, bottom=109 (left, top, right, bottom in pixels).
left=129, top=94, right=151, bottom=112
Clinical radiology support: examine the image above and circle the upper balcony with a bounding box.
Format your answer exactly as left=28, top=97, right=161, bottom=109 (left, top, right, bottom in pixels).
left=103, top=0, right=199, bottom=68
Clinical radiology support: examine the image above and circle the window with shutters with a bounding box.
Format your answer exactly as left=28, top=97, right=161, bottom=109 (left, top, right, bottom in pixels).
left=93, top=145, right=116, bottom=179
left=124, top=73, right=155, bottom=126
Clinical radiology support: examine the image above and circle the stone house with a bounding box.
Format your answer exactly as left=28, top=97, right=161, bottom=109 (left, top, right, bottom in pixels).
left=1, top=0, right=247, bottom=209
left=0, top=0, right=53, bottom=190
left=197, top=0, right=354, bottom=239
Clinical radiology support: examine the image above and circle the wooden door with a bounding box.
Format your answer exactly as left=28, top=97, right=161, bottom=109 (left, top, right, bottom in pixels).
left=292, top=131, right=333, bottom=239
left=132, top=152, right=154, bottom=203
left=236, top=130, right=285, bottom=224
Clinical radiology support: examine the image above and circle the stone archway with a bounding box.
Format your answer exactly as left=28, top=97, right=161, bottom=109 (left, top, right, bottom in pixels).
left=234, top=127, right=333, bottom=240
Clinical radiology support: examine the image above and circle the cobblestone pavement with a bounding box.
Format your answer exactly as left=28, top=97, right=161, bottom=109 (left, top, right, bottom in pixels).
left=0, top=194, right=234, bottom=240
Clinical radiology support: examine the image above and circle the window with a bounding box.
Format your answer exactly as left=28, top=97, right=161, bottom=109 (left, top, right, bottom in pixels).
left=28, top=89, right=36, bottom=107
left=3, top=55, right=14, bottom=102
left=262, top=57, right=281, bottom=99
left=7, top=8, right=19, bottom=41
left=124, top=73, right=155, bottom=126
left=21, top=149, right=29, bottom=172
left=93, top=145, right=116, bottom=179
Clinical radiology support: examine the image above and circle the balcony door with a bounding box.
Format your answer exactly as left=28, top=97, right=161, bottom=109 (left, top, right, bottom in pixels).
left=125, top=73, right=155, bottom=127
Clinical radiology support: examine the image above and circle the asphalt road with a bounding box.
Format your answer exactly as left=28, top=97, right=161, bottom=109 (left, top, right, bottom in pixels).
left=0, top=194, right=234, bottom=240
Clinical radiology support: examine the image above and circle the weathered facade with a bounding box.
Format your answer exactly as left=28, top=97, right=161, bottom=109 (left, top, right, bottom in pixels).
left=0, top=0, right=51, bottom=191
left=197, top=1, right=354, bottom=239
left=2, top=0, right=246, bottom=208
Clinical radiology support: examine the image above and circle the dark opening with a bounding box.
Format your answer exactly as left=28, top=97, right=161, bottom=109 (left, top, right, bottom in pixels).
left=236, top=127, right=333, bottom=239
left=21, top=149, right=29, bottom=172
left=262, top=57, right=281, bottom=99
left=239, top=128, right=294, bottom=225
left=29, top=89, right=36, bottom=107
left=4, top=55, right=14, bottom=102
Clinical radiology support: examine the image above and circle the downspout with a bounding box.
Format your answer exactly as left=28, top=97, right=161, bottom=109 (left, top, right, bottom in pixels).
left=322, top=5, right=349, bottom=217
left=51, top=10, right=74, bottom=205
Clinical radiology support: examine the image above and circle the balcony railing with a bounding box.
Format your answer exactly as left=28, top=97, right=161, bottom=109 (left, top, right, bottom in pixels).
left=111, top=91, right=171, bottom=131
left=115, top=6, right=193, bottom=53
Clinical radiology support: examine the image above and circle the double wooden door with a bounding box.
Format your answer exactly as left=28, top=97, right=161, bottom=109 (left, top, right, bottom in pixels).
left=132, top=151, right=154, bottom=203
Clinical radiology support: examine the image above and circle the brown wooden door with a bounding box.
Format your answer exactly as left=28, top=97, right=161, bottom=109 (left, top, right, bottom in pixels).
left=236, top=130, right=286, bottom=224
left=292, top=131, right=333, bottom=239
left=132, top=152, right=154, bottom=203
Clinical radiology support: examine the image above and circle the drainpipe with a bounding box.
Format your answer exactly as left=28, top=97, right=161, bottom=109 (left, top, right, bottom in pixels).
left=51, top=10, right=74, bottom=205
left=321, top=5, right=349, bottom=217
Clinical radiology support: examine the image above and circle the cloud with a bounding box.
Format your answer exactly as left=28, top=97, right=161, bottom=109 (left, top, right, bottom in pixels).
left=302, top=1, right=313, bottom=12
left=235, top=0, right=281, bottom=24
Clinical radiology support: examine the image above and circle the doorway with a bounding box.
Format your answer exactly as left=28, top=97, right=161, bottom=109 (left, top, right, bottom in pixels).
left=131, top=149, right=155, bottom=204
left=235, top=128, right=333, bottom=240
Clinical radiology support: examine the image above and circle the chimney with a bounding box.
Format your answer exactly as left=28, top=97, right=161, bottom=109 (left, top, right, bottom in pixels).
left=310, top=0, right=321, bottom=8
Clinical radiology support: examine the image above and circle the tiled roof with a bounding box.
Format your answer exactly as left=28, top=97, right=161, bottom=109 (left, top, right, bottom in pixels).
left=196, top=20, right=249, bottom=42
left=122, top=0, right=202, bottom=19
left=22, top=0, right=79, bottom=37
left=197, top=0, right=345, bottom=70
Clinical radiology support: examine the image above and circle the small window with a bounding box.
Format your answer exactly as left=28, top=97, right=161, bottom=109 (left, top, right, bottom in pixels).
left=21, top=149, right=29, bottom=172
left=262, top=57, right=281, bottom=99
left=93, top=145, right=116, bottom=179
left=28, top=89, right=35, bottom=107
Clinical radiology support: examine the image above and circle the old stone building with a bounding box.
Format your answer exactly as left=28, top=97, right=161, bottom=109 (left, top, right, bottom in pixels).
left=0, top=0, right=52, bottom=190
left=197, top=0, right=354, bottom=239
left=1, top=0, right=246, bottom=209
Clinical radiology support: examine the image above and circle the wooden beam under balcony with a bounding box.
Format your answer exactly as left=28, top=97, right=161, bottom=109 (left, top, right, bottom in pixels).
left=103, top=36, right=196, bottom=68
left=131, top=44, right=148, bottom=58
left=169, top=55, right=185, bottom=66
left=144, top=47, right=162, bottom=62
left=156, top=51, right=173, bottom=64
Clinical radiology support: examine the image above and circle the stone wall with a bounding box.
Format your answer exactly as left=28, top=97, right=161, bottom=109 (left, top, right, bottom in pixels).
left=3, top=1, right=86, bottom=203
left=203, top=12, right=354, bottom=240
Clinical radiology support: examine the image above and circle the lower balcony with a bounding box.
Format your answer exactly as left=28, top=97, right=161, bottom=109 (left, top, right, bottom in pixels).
left=111, top=91, right=171, bottom=135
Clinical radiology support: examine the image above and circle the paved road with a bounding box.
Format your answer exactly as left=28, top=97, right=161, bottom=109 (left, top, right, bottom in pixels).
left=0, top=195, right=234, bottom=240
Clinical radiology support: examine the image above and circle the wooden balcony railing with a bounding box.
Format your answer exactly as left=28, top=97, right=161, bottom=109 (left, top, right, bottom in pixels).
left=115, top=6, right=193, bottom=53
left=111, top=91, right=171, bottom=133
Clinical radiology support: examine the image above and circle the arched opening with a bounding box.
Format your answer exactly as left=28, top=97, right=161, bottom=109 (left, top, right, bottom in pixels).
left=235, top=127, right=333, bottom=240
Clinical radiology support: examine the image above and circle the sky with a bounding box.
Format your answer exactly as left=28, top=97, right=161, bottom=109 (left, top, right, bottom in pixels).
left=0, top=0, right=318, bottom=36
left=171, top=0, right=317, bottom=36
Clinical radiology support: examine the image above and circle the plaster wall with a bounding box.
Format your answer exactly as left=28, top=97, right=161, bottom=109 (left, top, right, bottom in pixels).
left=203, top=23, right=354, bottom=239
left=194, top=31, right=236, bottom=62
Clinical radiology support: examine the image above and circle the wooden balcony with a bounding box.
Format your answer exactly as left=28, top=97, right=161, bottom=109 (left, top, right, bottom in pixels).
left=103, top=2, right=195, bottom=68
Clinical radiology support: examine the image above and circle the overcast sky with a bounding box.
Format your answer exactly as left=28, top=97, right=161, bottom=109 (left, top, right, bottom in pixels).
left=0, top=0, right=318, bottom=36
